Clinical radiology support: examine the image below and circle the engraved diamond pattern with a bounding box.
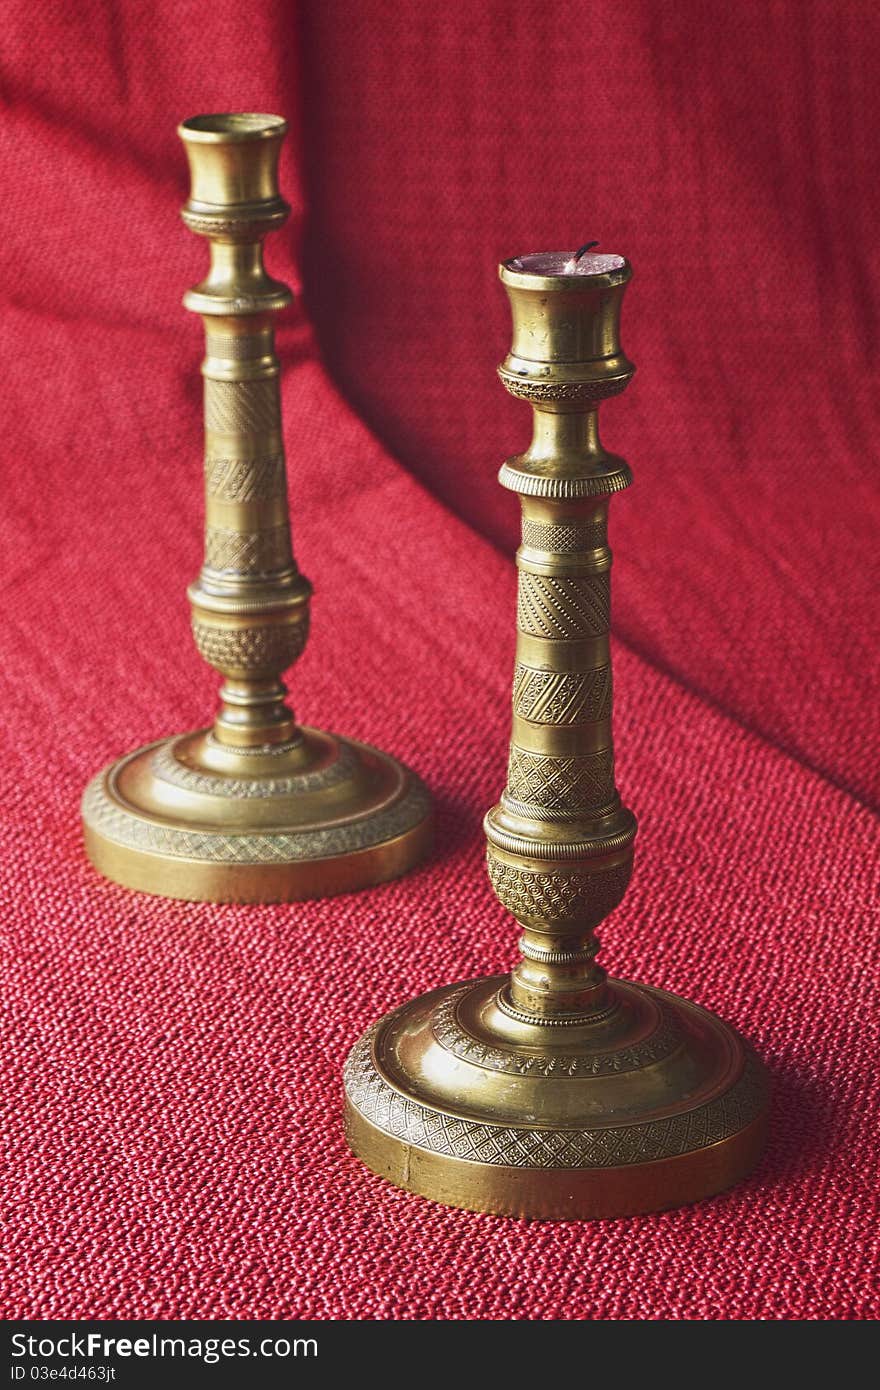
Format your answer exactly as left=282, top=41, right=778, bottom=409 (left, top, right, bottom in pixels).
left=344, top=1027, right=766, bottom=1168
left=204, top=333, right=268, bottom=361
left=203, top=525, right=292, bottom=574
left=81, top=775, right=430, bottom=863
left=520, top=518, right=607, bottom=553
left=506, top=746, right=615, bottom=811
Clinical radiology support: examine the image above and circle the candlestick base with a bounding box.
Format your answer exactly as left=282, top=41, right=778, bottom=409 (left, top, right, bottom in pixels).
left=82, top=726, right=430, bottom=902
left=344, top=977, right=768, bottom=1220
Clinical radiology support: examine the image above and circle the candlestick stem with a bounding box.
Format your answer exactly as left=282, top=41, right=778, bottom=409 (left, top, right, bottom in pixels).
left=182, top=138, right=308, bottom=749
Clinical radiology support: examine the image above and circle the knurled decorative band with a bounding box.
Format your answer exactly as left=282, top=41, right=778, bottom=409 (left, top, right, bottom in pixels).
left=483, top=812, right=636, bottom=861
left=517, top=940, right=599, bottom=964
left=500, top=793, right=618, bottom=823
left=520, top=518, right=608, bottom=554
left=205, top=333, right=272, bottom=361
left=499, top=463, right=632, bottom=499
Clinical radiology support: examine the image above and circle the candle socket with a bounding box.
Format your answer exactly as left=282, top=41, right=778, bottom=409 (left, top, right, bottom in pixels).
left=344, top=257, right=769, bottom=1219
left=81, top=113, right=430, bottom=902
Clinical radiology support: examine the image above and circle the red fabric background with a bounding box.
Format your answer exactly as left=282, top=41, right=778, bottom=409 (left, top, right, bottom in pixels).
left=1, top=0, right=878, bottom=1321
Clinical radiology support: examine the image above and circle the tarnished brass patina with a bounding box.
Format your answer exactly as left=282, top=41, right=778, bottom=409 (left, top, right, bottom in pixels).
left=345, top=254, right=769, bottom=1218
left=82, top=114, right=430, bottom=902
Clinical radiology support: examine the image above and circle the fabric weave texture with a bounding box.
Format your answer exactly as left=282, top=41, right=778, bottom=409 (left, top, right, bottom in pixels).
left=1, top=0, right=878, bottom=1321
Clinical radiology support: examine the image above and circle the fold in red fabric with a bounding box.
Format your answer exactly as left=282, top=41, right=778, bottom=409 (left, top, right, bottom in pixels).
left=1, top=0, right=878, bottom=1320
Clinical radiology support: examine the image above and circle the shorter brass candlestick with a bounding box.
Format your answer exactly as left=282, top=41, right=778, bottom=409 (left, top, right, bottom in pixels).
left=344, top=252, right=768, bottom=1219
left=82, top=114, right=430, bottom=902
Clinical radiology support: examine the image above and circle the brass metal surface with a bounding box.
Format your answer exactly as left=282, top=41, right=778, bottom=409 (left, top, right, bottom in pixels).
left=82, top=114, right=430, bottom=901
left=345, top=255, right=769, bottom=1218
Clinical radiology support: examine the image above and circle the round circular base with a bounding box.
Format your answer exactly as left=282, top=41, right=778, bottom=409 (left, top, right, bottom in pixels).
left=82, top=726, right=431, bottom=902
left=344, top=976, right=769, bottom=1220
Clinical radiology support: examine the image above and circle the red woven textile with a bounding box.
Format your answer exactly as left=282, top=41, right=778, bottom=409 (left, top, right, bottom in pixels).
left=1, top=1, right=878, bottom=1321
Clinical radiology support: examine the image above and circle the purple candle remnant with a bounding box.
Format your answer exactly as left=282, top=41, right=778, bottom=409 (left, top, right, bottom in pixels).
left=509, top=250, right=625, bottom=276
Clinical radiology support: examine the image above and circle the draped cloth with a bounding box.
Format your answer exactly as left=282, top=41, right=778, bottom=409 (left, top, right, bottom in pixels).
left=1, top=0, right=878, bottom=1320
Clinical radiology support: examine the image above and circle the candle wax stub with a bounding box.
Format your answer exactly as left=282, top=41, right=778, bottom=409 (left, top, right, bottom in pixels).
left=510, top=251, right=626, bottom=276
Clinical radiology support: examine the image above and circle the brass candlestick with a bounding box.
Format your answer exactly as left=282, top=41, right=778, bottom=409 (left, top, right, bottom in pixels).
left=82, top=113, right=430, bottom=902
left=344, top=252, right=769, bottom=1219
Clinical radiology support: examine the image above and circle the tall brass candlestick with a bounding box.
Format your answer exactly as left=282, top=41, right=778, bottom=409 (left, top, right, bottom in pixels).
left=344, top=250, right=769, bottom=1219
left=82, top=113, right=430, bottom=902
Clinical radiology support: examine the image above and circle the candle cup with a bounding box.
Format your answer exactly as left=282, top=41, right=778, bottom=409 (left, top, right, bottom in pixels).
left=81, top=113, right=430, bottom=902
left=344, top=254, right=768, bottom=1219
